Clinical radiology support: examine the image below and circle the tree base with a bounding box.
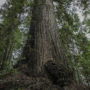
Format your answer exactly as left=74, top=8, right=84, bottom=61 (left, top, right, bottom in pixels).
left=0, top=67, right=89, bottom=90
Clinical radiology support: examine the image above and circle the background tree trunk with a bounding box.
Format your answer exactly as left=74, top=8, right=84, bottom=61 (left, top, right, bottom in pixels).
left=22, top=0, right=67, bottom=76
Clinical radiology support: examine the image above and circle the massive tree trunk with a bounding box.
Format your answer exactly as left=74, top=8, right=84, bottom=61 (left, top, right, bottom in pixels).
left=21, top=0, right=67, bottom=76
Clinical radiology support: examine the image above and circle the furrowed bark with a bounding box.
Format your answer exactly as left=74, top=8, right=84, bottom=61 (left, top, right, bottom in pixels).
left=21, top=0, right=67, bottom=76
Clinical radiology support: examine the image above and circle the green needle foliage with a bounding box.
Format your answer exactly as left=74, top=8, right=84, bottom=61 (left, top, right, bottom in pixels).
left=54, top=0, right=90, bottom=85
left=0, top=0, right=30, bottom=73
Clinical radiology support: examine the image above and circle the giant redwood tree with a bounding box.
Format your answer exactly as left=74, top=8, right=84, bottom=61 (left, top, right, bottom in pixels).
left=0, top=0, right=89, bottom=90
left=19, top=0, right=68, bottom=76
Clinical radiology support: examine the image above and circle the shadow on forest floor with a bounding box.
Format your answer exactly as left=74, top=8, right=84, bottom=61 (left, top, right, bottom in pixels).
left=0, top=61, right=89, bottom=90
left=0, top=71, right=89, bottom=90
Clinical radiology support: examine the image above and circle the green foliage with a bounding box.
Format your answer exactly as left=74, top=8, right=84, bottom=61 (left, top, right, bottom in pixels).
left=0, top=0, right=32, bottom=75
left=54, top=0, right=90, bottom=85
left=0, top=0, right=28, bottom=71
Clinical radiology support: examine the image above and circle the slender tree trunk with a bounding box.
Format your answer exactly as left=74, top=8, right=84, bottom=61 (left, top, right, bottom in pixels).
left=22, top=0, right=67, bottom=76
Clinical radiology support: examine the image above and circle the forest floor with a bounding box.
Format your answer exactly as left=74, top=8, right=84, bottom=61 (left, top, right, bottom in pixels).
left=0, top=72, right=59, bottom=90
left=0, top=61, right=89, bottom=90
left=0, top=71, right=89, bottom=90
